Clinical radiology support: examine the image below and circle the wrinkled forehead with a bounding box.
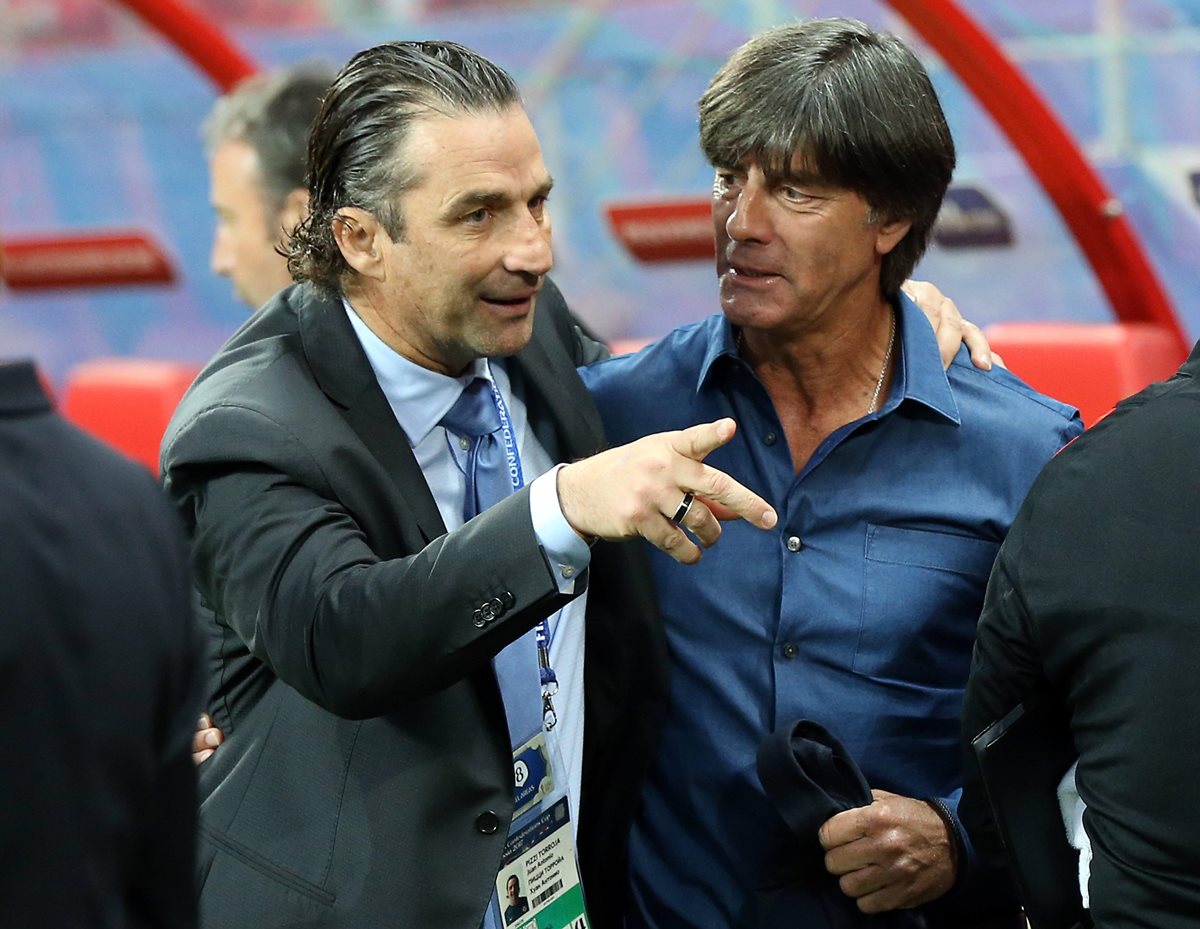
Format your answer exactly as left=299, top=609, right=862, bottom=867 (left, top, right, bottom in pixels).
left=398, top=104, right=548, bottom=185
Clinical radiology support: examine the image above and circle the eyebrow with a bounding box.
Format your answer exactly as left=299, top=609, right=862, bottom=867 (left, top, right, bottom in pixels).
left=447, top=191, right=506, bottom=213
left=444, top=176, right=555, bottom=215
left=771, top=168, right=827, bottom=189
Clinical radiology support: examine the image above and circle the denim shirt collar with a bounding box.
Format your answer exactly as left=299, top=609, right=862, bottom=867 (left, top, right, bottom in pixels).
left=695, top=290, right=961, bottom=426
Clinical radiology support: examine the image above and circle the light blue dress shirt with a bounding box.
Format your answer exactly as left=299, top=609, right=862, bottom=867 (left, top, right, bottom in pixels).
left=344, top=304, right=589, bottom=929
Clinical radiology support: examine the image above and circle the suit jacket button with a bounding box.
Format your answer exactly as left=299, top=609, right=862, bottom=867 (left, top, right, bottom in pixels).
left=500, top=591, right=515, bottom=610
left=473, top=609, right=486, bottom=628
left=479, top=602, right=496, bottom=622
left=489, top=596, right=505, bottom=616
left=476, top=811, right=500, bottom=834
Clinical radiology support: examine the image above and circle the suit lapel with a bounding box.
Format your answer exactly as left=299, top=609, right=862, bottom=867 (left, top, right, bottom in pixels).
left=294, top=286, right=602, bottom=543
left=297, top=289, right=446, bottom=544
left=512, top=308, right=607, bottom=463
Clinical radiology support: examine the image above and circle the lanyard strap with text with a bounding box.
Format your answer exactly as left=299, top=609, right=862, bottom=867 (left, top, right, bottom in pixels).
left=488, top=376, right=560, bottom=731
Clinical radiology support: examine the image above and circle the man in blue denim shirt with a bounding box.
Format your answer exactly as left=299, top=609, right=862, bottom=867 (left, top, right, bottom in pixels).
left=581, top=19, right=1082, bottom=929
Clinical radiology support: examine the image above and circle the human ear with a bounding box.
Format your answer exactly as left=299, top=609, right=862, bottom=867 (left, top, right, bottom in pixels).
left=874, top=216, right=912, bottom=257
left=332, top=207, right=386, bottom=280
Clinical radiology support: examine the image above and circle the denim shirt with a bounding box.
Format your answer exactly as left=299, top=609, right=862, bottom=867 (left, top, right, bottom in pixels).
left=579, top=294, right=1082, bottom=928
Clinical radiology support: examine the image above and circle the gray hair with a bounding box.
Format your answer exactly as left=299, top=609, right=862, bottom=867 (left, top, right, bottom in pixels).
left=203, top=64, right=334, bottom=215
left=699, top=18, right=956, bottom=297
left=287, top=40, right=522, bottom=298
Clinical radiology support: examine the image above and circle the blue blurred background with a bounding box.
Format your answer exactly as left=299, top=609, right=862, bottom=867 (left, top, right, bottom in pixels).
left=2, top=0, right=1199, bottom=383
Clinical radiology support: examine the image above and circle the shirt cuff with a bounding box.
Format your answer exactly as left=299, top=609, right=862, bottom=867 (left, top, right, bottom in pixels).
left=936, top=788, right=977, bottom=895
left=529, top=465, right=591, bottom=595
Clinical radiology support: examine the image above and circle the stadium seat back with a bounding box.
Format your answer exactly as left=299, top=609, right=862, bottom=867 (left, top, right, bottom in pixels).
left=61, top=358, right=201, bottom=474
left=984, top=322, right=1185, bottom=427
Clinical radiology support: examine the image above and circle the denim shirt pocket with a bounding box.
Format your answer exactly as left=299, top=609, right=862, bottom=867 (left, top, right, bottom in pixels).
left=854, top=525, right=1000, bottom=690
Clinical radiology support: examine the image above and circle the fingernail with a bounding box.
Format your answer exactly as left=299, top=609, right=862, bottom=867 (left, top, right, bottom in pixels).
left=205, top=731, right=222, bottom=747
left=197, top=749, right=214, bottom=764
left=198, top=714, right=210, bottom=727
left=762, top=508, right=778, bottom=528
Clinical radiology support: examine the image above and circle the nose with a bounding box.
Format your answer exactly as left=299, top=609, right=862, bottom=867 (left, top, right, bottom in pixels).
left=210, top=228, right=233, bottom=278
left=503, top=212, right=553, bottom=277
left=725, top=178, right=772, bottom=244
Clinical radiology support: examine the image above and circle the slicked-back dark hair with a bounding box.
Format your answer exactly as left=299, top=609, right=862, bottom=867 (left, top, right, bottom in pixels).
left=699, top=18, right=955, bottom=298
left=287, top=40, right=522, bottom=296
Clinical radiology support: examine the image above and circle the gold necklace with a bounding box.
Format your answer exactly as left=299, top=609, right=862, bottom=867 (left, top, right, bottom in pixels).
left=867, top=309, right=896, bottom=414
left=735, top=310, right=896, bottom=415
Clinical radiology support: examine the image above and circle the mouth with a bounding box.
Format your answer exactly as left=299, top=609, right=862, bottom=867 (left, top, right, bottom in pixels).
left=725, top=261, right=782, bottom=286
left=480, top=293, right=537, bottom=321
left=481, top=293, right=536, bottom=307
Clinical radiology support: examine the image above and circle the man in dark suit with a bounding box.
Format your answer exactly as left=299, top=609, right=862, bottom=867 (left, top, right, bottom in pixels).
left=0, top=360, right=200, bottom=928
left=960, top=342, right=1200, bottom=927
left=162, top=40, right=776, bottom=929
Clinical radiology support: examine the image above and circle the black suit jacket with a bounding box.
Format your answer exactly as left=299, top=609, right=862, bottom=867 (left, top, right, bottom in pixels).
left=961, top=340, right=1200, bottom=927
left=0, top=361, right=200, bottom=929
left=161, top=281, right=667, bottom=929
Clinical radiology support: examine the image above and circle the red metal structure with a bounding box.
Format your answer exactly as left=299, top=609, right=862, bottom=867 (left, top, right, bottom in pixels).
left=107, top=0, right=1191, bottom=360
left=111, top=0, right=257, bottom=92
left=886, top=0, right=1189, bottom=357
left=63, top=0, right=1188, bottom=452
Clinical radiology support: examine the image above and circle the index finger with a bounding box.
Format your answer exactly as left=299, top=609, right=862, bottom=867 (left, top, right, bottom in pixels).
left=818, top=805, right=869, bottom=851
left=961, top=320, right=994, bottom=371
left=924, top=295, right=967, bottom=371
left=903, top=279, right=982, bottom=371
left=690, top=462, right=776, bottom=530
left=672, top=418, right=739, bottom=461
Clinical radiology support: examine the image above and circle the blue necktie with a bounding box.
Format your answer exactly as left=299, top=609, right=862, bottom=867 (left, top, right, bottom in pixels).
left=440, top=377, right=512, bottom=521
left=441, top=376, right=542, bottom=745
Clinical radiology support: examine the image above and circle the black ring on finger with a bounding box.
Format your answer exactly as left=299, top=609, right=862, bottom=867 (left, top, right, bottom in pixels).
left=671, top=492, right=695, bottom=525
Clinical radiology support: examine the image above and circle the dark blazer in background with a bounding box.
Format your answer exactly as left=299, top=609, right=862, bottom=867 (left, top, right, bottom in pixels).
left=961, top=341, right=1200, bottom=928
left=0, top=361, right=200, bottom=929
left=161, top=281, right=668, bottom=929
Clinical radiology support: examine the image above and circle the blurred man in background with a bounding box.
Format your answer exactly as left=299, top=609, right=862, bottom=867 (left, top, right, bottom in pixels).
left=204, top=64, right=332, bottom=309
left=0, top=360, right=201, bottom=928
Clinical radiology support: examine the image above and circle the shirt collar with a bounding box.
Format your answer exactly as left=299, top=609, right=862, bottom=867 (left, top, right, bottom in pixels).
left=696, top=315, right=743, bottom=392
left=888, top=290, right=961, bottom=425
left=694, top=291, right=961, bottom=425
left=343, top=299, right=490, bottom=447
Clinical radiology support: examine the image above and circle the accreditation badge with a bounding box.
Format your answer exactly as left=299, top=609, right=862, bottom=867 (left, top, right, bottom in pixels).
left=490, top=725, right=590, bottom=929
left=512, top=731, right=555, bottom=820
left=493, top=796, right=588, bottom=929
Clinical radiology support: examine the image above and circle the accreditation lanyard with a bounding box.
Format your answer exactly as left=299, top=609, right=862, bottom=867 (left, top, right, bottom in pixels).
left=487, top=375, right=560, bottom=732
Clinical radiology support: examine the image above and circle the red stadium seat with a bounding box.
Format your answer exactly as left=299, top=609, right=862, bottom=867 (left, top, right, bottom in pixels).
left=61, top=358, right=201, bottom=474
left=608, top=336, right=654, bottom=356
left=984, top=322, right=1186, bottom=428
